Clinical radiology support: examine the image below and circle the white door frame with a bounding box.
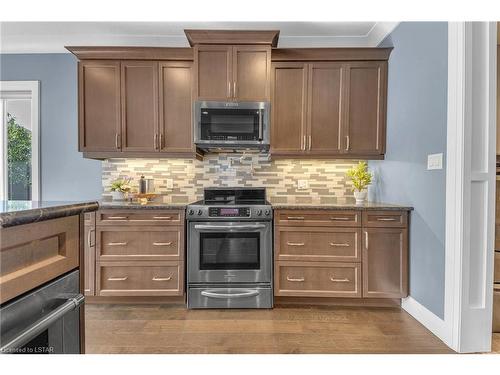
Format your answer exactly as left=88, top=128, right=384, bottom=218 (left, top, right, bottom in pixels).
left=401, top=22, right=497, bottom=353
left=0, top=80, right=40, bottom=201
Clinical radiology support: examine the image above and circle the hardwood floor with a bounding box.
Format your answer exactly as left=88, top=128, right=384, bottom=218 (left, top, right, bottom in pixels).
left=85, top=303, right=453, bottom=354
left=492, top=333, right=500, bottom=353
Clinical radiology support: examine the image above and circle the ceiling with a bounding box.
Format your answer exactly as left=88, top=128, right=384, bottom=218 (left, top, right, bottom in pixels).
left=0, top=22, right=399, bottom=53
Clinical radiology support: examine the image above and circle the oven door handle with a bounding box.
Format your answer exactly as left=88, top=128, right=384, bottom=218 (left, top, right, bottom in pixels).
left=194, top=224, right=266, bottom=231
left=201, top=290, right=260, bottom=299
left=0, top=294, right=84, bottom=354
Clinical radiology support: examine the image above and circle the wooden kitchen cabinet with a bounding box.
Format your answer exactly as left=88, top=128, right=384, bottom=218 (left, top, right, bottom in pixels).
left=307, top=62, right=344, bottom=155
left=121, top=61, right=159, bottom=152
left=343, top=61, right=387, bottom=156
left=271, top=60, right=388, bottom=159
left=93, top=209, right=185, bottom=298
left=159, top=61, right=194, bottom=153
left=78, top=60, right=121, bottom=152
left=194, top=45, right=271, bottom=101
left=270, top=62, right=308, bottom=154
left=274, top=208, right=409, bottom=301
left=362, top=227, right=408, bottom=299
left=84, top=212, right=96, bottom=296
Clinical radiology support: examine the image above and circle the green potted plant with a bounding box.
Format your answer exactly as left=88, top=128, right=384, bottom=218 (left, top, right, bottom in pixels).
left=346, top=161, right=373, bottom=204
left=110, top=178, right=132, bottom=201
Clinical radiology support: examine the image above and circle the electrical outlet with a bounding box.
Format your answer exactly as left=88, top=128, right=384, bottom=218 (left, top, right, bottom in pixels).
left=427, top=153, right=443, bottom=170
left=297, top=180, right=309, bottom=190
left=166, top=179, right=173, bottom=189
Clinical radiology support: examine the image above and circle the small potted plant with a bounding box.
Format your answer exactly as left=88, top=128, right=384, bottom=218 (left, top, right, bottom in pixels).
left=109, top=178, right=132, bottom=201
left=346, top=161, right=373, bottom=204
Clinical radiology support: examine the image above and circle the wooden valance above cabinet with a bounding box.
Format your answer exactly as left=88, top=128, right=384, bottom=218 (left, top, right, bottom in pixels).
left=68, top=34, right=392, bottom=160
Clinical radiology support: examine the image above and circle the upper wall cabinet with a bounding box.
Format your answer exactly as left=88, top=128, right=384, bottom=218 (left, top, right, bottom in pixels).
left=121, top=61, right=159, bottom=152
left=270, top=49, right=391, bottom=159
left=79, top=60, right=121, bottom=152
left=194, top=45, right=271, bottom=101
left=71, top=47, right=197, bottom=159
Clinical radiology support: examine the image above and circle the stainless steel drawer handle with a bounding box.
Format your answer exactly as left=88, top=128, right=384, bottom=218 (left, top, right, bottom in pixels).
left=108, top=216, right=127, bottom=220
left=153, top=216, right=172, bottom=219
left=0, top=294, right=84, bottom=353
left=201, top=290, right=260, bottom=299
left=287, top=242, right=305, bottom=246
left=287, top=216, right=305, bottom=220
left=330, top=277, right=350, bottom=283
left=330, top=217, right=350, bottom=221
left=330, top=242, right=350, bottom=247
left=152, top=242, right=173, bottom=246
left=152, top=276, right=171, bottom=281
left=377, top=217, right=397, bottom=221
left=107, top=277, right=128, bottom=281
left=286, top=276, right=305, bottom=282
left=107, top=242, right=127, bottom=246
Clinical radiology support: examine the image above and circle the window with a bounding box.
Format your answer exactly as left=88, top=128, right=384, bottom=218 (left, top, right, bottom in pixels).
left=0, top=81, right=40, bottom=201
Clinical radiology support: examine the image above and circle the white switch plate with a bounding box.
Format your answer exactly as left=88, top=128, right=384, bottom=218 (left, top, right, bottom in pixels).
left=427, top=153, right=443, bottom=170
left=166, top=179, right=173, bottom=189
left=297, top=180, right=309, bottom=190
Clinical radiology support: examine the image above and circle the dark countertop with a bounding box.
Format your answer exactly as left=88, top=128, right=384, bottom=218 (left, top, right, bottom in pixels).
left=0, top=201, right=99, bottom=228
left=268, top=197, right=413, bottom=211
left=99, top=196, right=192, bottom=210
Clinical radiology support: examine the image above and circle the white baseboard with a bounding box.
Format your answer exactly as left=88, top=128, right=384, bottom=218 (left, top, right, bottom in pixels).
left=401, top=296, right=453, bottom=350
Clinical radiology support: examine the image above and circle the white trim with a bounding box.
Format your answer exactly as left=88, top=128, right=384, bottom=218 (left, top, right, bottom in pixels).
left=366, top=22, right=400, bottom=46
left=0, top=81, right=40, bottom=201
left=401, top=297, right=449, bottom=343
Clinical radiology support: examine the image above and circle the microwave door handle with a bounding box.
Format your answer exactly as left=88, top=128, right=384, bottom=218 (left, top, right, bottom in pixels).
left=258, top=109, right=263, bottom=141
left=0, top=294, right=84, bottom=353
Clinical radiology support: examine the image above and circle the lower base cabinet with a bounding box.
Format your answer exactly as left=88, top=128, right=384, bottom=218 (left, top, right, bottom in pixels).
left=274, top=209, right=409, bottom=300
left=85, top=209, right=185, bottom=298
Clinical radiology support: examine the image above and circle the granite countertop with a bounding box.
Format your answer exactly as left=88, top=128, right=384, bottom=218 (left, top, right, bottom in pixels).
left=99, top=195, right=194, bottom=210
left=0, top=200, right=99, bottom=228
left=268, top=197, right=413, bottom=211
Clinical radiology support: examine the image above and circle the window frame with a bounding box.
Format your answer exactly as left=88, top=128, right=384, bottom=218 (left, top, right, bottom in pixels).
left=0, top=81, right=40, bottom=201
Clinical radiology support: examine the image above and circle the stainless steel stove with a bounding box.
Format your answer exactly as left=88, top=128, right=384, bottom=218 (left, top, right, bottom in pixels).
left=187, top=188, right=273, bottom=309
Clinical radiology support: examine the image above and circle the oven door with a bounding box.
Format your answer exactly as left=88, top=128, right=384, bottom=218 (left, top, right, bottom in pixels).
left=194, top=101, right=270, bottom=147
left=0, top=270, right=83, bottom=354
left=188, top=221, right=272, bottom=284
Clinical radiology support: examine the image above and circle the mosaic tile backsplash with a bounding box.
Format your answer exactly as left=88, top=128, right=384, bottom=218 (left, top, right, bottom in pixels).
left=101, top=154, right=358, bottom=203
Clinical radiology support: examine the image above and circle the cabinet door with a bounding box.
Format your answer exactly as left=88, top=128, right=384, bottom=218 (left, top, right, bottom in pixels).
left=121, top=61, right=159, bottom=152
left=195, top=45, right=232, bottom=100
left=344, top=61, right=387, bottom=156
left=233, top=45, right=271, bottom=101
left=307, top=63, right=344, bottom=155
left=159, top=61, right=194, bottom=153
left=271, top=62, right=308, bottom=154
left=78, top=61, right=121, bottom=151
left=84, top=212, right=96, bottom=296
left=497, top=45, right=500, bottom=155
left=362, top=227, right=408, bottom=298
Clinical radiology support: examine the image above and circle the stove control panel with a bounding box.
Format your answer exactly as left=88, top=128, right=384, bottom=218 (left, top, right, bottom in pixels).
left=208, top=207, right=250, bottom=217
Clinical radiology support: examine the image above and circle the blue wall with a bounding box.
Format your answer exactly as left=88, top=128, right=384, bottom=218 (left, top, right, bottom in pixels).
left=0, top=54, right=102, bottom=201
left=371, top=22, right=448, bottom=318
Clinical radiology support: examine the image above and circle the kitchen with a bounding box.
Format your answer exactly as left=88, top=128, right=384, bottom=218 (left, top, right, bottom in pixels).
left=0, top=8, right=499, bottom=369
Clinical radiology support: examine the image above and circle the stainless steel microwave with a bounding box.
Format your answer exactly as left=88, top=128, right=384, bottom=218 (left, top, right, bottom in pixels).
left=194, top=101, right=270, bottom=152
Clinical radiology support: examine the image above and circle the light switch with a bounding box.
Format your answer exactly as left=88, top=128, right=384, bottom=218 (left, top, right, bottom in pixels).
left=297, top=180, right=309, bottom=190
left=427, top=153, right=443, bottom=170
left=166, top=179, right=173, bottom=189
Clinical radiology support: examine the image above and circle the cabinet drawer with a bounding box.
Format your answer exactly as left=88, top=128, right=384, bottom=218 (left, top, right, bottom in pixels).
left=97, top=261, right=184, bottom=296
left=97, top=226, right=183, bottom=261
left=494, top=251, right=500, bottom=283
left=275, top=210, right=361, bottom=227
left=362, top=210, right=408, bottom=228
left=97, top=209, right=184, bottom=226
left=1, top=216, right=79, bottom=304
left=276, top=227, right=361, bottom=262
left=275, top=262, right=361, bottom=298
